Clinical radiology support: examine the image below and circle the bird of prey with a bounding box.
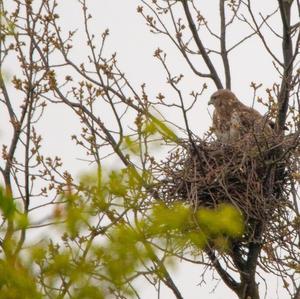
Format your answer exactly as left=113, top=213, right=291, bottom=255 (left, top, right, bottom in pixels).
left=208, top=89, right=272, bottom=143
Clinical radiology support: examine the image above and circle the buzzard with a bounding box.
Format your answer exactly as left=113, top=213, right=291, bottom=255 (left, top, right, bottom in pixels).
left=208, top=89, right=272, bottom=143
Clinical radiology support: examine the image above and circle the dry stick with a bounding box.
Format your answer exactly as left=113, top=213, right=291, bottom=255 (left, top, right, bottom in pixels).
left=181, top=0, right=223, bottom=89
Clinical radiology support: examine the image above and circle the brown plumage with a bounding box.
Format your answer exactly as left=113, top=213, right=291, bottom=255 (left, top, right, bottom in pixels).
left=208, top=89, right=272, bottom=143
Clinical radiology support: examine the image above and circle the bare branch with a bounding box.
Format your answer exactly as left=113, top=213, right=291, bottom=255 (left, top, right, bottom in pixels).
left=220, top=0, right=231, bottom=89
left=181, top=0, right=223, bottom=89
left=277, top=0, right=294, bottom=131
left=207, top=249, right=241, bottom=294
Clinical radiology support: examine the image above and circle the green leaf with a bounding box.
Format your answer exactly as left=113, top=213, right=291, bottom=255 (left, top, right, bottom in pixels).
left=0, top=260, right=42, bottom=299
left=6, top=21, right=16, bottom=35
left=0, top=187, right=16, bottom=219
left=124, top=136, right=140, bottom=154
left=105, top=224, right=144, bottom=286
left=73, top=285, right=104, bottom=299
left=186, top=231, right=207, bottom=249
left=45, top=252, right=71, bottom=276
left=31, top=246, right=47, bottom=264
left=150, top=203, right=191, bottom=234
left=197, top=204, right=243, bottom=237
left=150, top=116, right=178, bottom=141
left=15, top=213, right=29, bottom=230
left=108, top=171, right=128, bottom=197
left=144, top=120, right=157, bottom=135
left=126, top=165, right=143, bottom=190
left=63, top=193, right=88, bottom=238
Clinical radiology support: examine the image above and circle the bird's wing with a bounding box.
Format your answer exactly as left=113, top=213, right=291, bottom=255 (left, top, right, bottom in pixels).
left=235, top=105, right=272, bottom=135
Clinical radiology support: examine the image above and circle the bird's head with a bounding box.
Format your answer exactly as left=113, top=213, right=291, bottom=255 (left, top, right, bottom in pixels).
left=208, top=89, right=237, bottom=107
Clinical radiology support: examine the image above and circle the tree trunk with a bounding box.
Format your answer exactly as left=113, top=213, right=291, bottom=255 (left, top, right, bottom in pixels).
left=239, top=277, right=260, bottom=299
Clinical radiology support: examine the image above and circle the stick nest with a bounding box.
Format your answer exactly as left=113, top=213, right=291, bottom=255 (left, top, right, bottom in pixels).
left=153, top=135, right=293, bottom=223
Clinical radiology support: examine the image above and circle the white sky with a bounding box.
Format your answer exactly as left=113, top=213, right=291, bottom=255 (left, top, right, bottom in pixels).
left=0, top=0, right=296, bottom=298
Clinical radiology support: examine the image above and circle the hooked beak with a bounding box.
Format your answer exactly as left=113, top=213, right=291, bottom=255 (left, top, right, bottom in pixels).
left=208, top=97, right=214, bottom=105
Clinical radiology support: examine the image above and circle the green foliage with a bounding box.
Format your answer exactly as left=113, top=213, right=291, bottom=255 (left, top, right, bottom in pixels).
left=0, top=169, right=244, bottom=298
left=64, top=193, right=88, bottom=238
left=6, top=21, right=15, bottom=35
left=144, top=116, right=178, bottom=142
left=31, top=245, right=47, bottom=264
left=72, top=285, right=104, bottom=299
left=123, top=136, right=140, bottom=154
left=0, top=260, right=42, bottom=299
left=0, top=188, right=28, bottom=232
left=0, top=12, right=16, bottom=39
left=45, top=251, right=71, bottom=276
left=147, top=202, right=243, bottom=251
left=103, top=224, right=146, bottom=287
left=108, top=170, right=128, bottom=197
left=197, top=204, right=244, bottom=237
left=15, top=213, right=29, bottom=230
left=0, top=187, right=16, bottom=219
left=150, top=203, right=191, bottom=234
left=197, top=204, right=244, bottom=250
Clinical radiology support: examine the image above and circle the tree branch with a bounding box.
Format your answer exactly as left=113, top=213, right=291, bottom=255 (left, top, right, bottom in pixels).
left=144, top=243, right=184, bottom=299
left=293, top=284, right=300, bottom=299
left=277, top=0, right=293, bottom=131
left=206, top=248, right=240, bottom=294
left=220, top=0, right=231, bottom=89
left=181, top=0, right=223, bottom=89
